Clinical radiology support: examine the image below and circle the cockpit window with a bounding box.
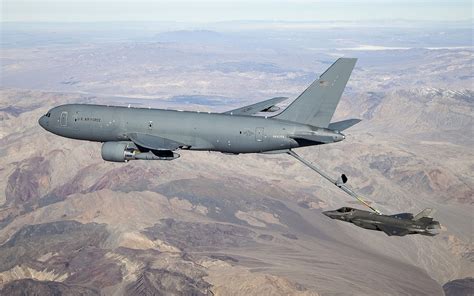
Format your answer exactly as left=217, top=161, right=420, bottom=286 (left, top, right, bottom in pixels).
left=45, top=112, right=51, bottom=117
left=336, top=207, right=354, bottom=213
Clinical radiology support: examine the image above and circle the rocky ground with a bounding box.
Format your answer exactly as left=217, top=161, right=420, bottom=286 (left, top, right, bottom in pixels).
left=0, top=24, right=473, bottom=295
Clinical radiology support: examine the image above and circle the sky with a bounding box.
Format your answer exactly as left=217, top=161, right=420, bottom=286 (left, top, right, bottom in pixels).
left=2, top=0, right=472, bottom=22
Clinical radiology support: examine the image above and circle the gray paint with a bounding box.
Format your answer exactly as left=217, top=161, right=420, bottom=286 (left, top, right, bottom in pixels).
left=275, top=58, right=357, bottom=128
left=39, top=104, right=343, bottom=153
left=323, top=207, right=441, bottom=236
left=38, top=58, right=357, bottom=160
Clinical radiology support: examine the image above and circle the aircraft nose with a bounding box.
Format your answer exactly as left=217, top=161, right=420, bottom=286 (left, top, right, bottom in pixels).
left=323, top=210, right=347, bottom=220
left=38, top=115, right=48, bottom=129
left=322, top=211, right=337, bottom=218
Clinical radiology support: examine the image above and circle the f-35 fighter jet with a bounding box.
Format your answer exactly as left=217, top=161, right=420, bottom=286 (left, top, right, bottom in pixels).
left=323, top=207, right=441, bottom=236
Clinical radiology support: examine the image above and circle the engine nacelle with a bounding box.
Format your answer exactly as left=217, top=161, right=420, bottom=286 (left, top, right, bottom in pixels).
left=101, top=142, right=180, bottom=162
left=101, top=141, right=137, bottom=162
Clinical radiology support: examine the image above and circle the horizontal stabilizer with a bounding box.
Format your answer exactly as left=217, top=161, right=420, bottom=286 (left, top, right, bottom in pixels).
left=223, top=97, right=287, bottom=116
left=328, top=119, right=361, bottom=131
left=414, top=208, right=436, bottom=221
left=290, top=133, right=336, bottom=144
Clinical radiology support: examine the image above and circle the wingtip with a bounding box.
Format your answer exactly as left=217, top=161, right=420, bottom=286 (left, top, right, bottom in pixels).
left=336, top=57, right=357, bottom=61
left=329, top=58, right=357, bottom=69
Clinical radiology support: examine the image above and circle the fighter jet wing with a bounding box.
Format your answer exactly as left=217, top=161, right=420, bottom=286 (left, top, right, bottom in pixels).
left=128, top=133, right=184, bottom=151
left=378, top=225, right=411, bottom=236
left=389, top=213, right=414, bottom=219
left=222, top=97, right=287, bottom=116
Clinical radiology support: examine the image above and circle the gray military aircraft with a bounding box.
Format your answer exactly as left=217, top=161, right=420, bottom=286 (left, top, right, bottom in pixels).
left=323, top=207, right=441, bottom=236
left=38, top=58, right=360, bottom=162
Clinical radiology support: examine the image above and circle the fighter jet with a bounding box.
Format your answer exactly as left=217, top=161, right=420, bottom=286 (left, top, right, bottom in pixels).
left=38, top=58, right=359, bottom=162
left=323, top=207, right=441, bottom=236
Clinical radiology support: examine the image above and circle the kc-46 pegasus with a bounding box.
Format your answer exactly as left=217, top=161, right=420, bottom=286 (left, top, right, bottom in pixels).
left=39, top=58, right=359, bottom=162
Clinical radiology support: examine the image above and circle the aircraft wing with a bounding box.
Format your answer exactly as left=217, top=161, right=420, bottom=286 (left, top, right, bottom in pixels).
left=128, top=133, right=184, bottom=151
left=222, top=97, right=287, bottom=116
left=389, top=213, right=414, bottom=220
left=378, top=225, right=411, bottom=236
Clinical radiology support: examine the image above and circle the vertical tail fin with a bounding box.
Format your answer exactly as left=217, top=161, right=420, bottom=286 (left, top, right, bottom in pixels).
left=274, top=58, right=357, bottom=128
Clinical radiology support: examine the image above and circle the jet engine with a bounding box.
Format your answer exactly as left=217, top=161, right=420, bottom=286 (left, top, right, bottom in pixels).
left=101, top=142, right=180, bottom=162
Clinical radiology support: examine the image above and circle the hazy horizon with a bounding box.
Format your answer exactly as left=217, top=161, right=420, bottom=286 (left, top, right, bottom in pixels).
left=2, top=0, right=472, bottom=22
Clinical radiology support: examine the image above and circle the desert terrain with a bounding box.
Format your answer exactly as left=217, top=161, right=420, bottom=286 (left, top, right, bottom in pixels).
left=0, top=21, right=473, bottom=295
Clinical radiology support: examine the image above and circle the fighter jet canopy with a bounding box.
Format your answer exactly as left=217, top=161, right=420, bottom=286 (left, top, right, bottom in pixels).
left=336, top=207, right=356, bottom=213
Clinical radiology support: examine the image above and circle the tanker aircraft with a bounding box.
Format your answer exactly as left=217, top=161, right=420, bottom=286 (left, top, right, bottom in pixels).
left=39, top=58, right=359, bottom=162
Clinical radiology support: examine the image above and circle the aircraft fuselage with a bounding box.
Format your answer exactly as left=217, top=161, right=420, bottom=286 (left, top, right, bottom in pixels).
left=39, top=104, right=344, bottom=154
left=323, top=207, right=441, bottom=236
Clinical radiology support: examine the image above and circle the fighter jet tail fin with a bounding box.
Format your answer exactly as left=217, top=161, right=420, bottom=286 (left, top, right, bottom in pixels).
left=274, top=58, right=357, bottom=128
left=414, top=208, right=436, bottom=221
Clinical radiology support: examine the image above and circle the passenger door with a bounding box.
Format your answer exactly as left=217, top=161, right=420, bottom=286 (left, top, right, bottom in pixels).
left=60, top=112, right=68, bottom=127
left=255, top=127, right=264, bottom=142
